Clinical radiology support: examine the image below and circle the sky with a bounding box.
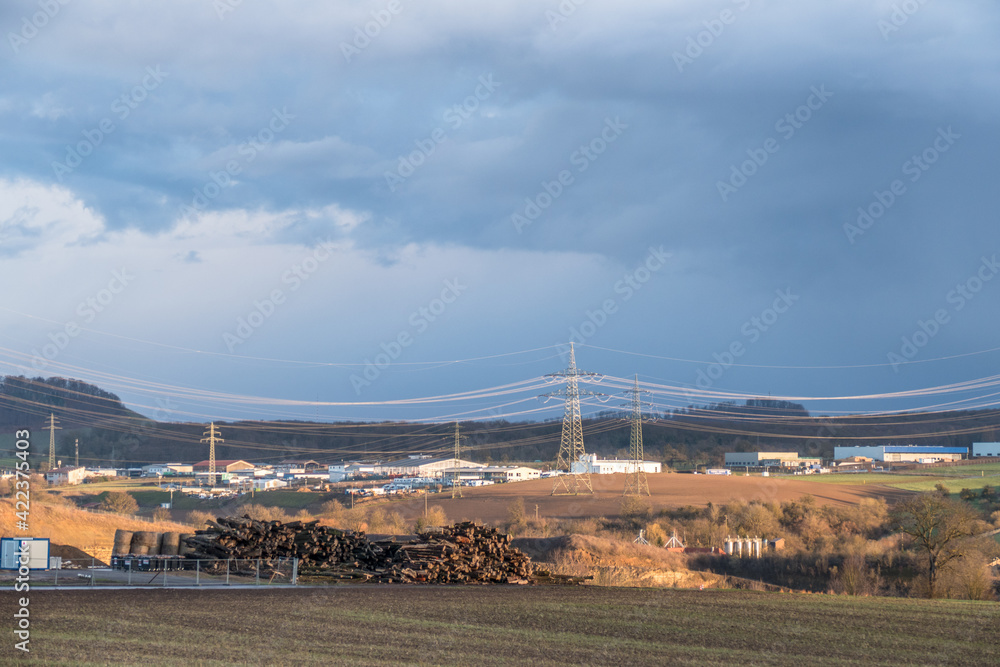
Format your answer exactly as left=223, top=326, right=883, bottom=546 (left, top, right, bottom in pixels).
left=1, top=0, right=999, bottom=424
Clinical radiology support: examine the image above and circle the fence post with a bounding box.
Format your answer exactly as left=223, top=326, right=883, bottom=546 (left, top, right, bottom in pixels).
left=54, top=566, right=58, bottom=587
left=128, top=561, right=132, bottom=586
left=291, top=558, right=298, bottom=586
left=256, top=559, right=260, bottom=586
left=163, top=561, right=167, bottom=587
left=196, top=560, right=200, bottom=587
left=226, top=559, right=230, bottom=586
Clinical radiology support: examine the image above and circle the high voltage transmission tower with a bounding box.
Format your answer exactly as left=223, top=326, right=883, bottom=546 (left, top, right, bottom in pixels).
left=47, top=413, right=60, bottom=471
left=452, top=422, right=465, bottom=499
left=623, top=374, right=651, bottom=497
left=201, top=422, right=223, bottom=487
left=544, top=342, right=605, bottom=496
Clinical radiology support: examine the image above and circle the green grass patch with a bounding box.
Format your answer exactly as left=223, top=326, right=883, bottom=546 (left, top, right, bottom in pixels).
left=238, top=490, right=326, bottom=509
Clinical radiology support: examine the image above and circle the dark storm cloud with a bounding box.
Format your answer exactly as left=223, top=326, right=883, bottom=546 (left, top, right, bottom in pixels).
left=2, top=0, right=999, bottom=413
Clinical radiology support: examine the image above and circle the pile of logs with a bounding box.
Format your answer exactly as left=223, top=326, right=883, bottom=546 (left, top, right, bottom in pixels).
left=181, top=517, right=535, bottom=584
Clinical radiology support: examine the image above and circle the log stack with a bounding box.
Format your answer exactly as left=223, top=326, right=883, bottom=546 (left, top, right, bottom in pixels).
left=180, top=516, right=535, bottom=584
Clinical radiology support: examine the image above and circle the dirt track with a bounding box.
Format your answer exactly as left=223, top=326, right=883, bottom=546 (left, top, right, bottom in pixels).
left=419, top=473, right=911, bottom=522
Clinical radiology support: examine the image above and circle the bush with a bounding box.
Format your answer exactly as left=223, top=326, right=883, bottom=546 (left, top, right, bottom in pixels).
left=236, top=504, right=290, bottom=523
left=186, top=510, right=215, bottom=528
left=152, top=507, right=172, bottom=522
left=100, top=492, right=139, bottom=515
left=507, top=497, right=527, bottom=526
left=415, top=505, right=448, bottom=533
left=620, top=496, right=652, bottom=528
left=933, top=483, right=951, bottom=498
left=645, top=523, right=668, bottom=547
left=981, top=485, right=996, bottom=502
left=959, top=488, right=977, bottom=502
left=319, top=499, right=344, bottom=518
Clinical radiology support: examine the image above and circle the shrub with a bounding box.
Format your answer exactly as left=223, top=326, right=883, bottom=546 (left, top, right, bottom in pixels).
left=645, top=523, right=668, bottom=547
left=415, top=505, right=448, bottom=533
left=507, top=497, right=527, bottom=526
left=959, top=488, right=977, bottom=502
left=620, top=496, right=652, bottom=528
left=187, top=510, right=215, bottom=528
left=152, top=507, right=172, bottom=522
left=100, top=492, right=138, bottom=515
left=319, top=499, right=344, bottom=518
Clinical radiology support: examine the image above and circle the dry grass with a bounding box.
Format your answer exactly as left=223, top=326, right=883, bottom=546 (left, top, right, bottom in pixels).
left=0, top=498, right=191, bottom=553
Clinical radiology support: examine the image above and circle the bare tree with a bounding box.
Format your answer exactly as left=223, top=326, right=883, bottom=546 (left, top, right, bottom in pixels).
left=892, top=493, right=978, bottom=598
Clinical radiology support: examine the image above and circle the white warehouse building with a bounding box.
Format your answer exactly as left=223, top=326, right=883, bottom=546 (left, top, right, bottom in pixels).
left=376, top=455, right=485, bottom=478
left=571, top=454, right=661, bottom=475
left=833, top=445, right=967, bottom=463
left=972, top=442, right=1000, bottom=457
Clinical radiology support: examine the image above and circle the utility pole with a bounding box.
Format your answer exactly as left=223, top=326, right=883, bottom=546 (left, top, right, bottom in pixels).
left=544, top=343, right=604, bottom=495
left=200, top=423, right=223, bottom=487
left=623, top=374, right=651, bottom=497
left=452, top=422, right=464, bottom=499
left=74, top=438, right=79, bottom=468
left=47, top=413, right=61, bottom=471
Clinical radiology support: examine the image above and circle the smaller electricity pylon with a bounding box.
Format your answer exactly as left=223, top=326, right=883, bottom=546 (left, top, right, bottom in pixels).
left=47, top=413, right=61, bottom=471
left=452, top=422, right=466, bottom=498
left=623, top=374, right=651, bottom=497
left=201, top=423, right=223, bottom=487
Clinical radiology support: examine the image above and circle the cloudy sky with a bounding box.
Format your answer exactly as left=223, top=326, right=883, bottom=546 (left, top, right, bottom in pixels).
left=1, top=0, right=998, bottom=423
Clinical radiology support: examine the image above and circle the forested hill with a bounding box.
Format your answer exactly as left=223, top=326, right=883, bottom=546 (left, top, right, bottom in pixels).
left=0, top=375, right=142, bottom=428
left=1, top=375, right=998, bottom=468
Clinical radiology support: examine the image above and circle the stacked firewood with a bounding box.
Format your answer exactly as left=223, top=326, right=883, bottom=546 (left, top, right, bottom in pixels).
left=365, top=522, right=534, bottom=584
left=181, top=517, right=534, bottom=584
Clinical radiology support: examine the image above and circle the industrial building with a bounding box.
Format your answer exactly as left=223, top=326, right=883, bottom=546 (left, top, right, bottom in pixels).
left=571, top=454, right=661, bottom=475
left=192, top=459, right=255, bottom=473
left=723, top=452, right=820, bottom=469
left=833, top=445, right=966, bottom=463
left=376, top=455, right=484, bottom=478
left=328, top=462, right=377, bottom=482
left=45, top=466, right=87, bottom=485
left=445, top=465, right=541, bottom=484
left=972, top=442, right=1000, bottom=457
left=141, top=463, right=193, bottom=477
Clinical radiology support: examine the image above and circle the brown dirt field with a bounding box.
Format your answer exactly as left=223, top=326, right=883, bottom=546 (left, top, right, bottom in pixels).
left=4, top=587, right=998, bottom=666
left=413, top=473, right=912, bottom=523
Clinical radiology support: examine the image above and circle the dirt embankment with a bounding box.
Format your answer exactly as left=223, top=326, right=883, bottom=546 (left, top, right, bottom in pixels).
left=0, top=498, right=192, bottom=560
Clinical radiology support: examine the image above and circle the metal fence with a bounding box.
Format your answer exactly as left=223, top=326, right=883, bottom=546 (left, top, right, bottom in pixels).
left=33, top=558, right=298, bottom=588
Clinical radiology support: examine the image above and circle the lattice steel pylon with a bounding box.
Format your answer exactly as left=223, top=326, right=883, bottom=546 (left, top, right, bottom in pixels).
left=545, top=343, right=604, bottom=495
left=201, top=422, right=223, bottom=486
left=47, top=413, right=61, bottom=470
left=452, top=422, right=464, bottom=499
left=623, top=374, right=651, bottom=497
